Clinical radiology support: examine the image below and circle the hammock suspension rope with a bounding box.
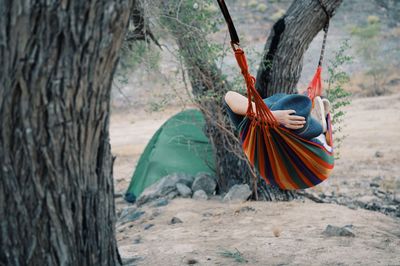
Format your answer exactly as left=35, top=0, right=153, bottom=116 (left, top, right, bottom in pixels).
left=217, top=0, right=335, bottom=190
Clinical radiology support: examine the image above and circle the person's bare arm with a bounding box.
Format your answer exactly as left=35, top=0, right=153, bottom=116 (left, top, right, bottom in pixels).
left=224, top=91, right=306, bottom=130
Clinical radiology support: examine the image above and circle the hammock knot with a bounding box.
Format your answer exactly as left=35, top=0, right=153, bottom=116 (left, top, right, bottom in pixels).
left=242, top=72, right=256, bottom=87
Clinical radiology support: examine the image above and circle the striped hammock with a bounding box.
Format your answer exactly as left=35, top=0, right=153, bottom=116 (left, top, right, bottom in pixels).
left=234, top=49, right=334, bottom=190
left=218, top=0, right=334, bottom=190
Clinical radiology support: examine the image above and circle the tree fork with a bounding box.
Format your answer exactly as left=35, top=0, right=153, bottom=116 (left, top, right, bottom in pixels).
left=159, top=1, right=254, bottom=192
left=256, top=0, right=342, bottom=98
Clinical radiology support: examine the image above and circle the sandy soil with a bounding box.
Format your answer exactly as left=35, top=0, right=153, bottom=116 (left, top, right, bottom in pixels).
left=110, top=94, right=400, bottom=265
left=315, top=94, right=400, bottom=199
left=116, top=199, right=400, bottom=266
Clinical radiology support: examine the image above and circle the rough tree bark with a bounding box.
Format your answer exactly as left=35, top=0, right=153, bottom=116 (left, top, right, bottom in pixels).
left=124, top=0, right=160, bottom=47
left=0, top=0, right=132, bottom=265
left=256, top=0, right=343, bottom=98
left=160, top=1, right=254, bottom=192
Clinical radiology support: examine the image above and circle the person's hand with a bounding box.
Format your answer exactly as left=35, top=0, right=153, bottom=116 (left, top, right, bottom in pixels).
left=272, top=110, right=306, bottom=129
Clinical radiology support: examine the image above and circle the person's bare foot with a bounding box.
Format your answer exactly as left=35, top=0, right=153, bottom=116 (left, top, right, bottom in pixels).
left=322, top=98, right=331, bottom=118
left=311, top=96, right=327, bottom=133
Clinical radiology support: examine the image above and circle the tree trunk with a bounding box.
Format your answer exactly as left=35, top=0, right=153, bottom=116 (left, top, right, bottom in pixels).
left=0, top=0, right=132, bottom=265
left=256, top=0, right=342, bottom=98
left=160, top=1, right=254, bottom=192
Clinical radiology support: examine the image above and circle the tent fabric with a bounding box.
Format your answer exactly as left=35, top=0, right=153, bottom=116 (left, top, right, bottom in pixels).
left=125, top=109, right=215, bottom=202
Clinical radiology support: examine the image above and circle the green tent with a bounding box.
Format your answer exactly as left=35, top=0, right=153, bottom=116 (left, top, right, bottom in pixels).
left=125, top=109, right=216, bottom=202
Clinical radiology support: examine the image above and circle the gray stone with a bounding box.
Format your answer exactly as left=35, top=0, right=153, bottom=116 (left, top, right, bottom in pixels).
left=149, top=209, right=162, bottom=220
left=166, top=191, right=178, bottom=200
left=152, top=198, right=169, bottom=207
left=382, top=205, right=397, bottom=212
left=375, top=151, right=384, bottom=158
left=192, top=190, right=208, bottom=200
left=239, top=206, right=256, bottom=212
left=133, top=235, right=141, bottom=244
left=323, top=224, right=355, bottom=237
left=370, top=182, right=380, bottom=188
left=301, top=190, right=327, bottom=203
left=347, top=203, right=358, bottom=210
left=191, top=172, right=217, bottom=195
left=119, top=206, right=137, bottom=221
left=121, top=256, right=144, bottom=265
left=373, top=189, right=387, bottom=198
left=336, top=197, right=351, bottom=205
left=186, top=258, right=198, bottom=265
left=176, top=183, right=192, bottom=198
left=119, top=210, right=145, bottom=224
left=366, top=201, right=382, bottom=211
left=144, top=224, right=154, bottom=230
left=137, top=173, right=195, bottom=205
left=170, top=217, right=183, bottom=224
left=393, top=194, right=400, bottom=204
left=355, top=195, right=379, bottom=207
left=223, top=184, right=252, bottom=202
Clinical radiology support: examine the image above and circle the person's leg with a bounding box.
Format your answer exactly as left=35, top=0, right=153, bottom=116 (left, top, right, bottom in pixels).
left=223, top=92, right=247, bottom=130
left=312, top=134, right=333, bottom=152
left=224, top=91, right=254, bottom=116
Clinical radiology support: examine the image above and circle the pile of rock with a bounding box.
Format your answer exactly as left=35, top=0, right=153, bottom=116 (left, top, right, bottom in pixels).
left=136, top=172, right=215, bottom=205
left=298, top=177, right=400, bottom=218
left=134, top=172, right=252, bottom=206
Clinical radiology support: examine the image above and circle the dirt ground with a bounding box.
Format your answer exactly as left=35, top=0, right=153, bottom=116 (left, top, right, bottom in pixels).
left=110, top=94, right=400, bottom=265
left=116, top=199, right=400, bottom=266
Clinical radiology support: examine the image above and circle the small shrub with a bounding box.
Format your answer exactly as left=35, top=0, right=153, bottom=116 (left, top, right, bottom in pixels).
left=218, top=248, right=248, bottom=263
left=248, top=0, right=259, bottom=8
left=367, top=15, right=380, bottom=25
left=350, top=16, right=389, bottom=96
left=271, top=9, right=285, bottom=21
left=257, top=3, right=268, bottom=13
left=326, top=40, right=353, bottom=159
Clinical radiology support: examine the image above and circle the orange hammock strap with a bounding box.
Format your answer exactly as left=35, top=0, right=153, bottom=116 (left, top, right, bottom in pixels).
left=233, top=47, right=278, bottom=127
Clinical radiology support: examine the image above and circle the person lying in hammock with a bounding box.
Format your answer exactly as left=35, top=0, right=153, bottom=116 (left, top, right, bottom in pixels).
left=223, top=91, right=332, bottom=152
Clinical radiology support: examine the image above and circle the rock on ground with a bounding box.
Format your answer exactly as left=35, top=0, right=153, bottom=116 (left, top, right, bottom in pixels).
left=118, top=206, right=137, bottom=220
left=118, top=210, right=145, bottom=225
left=223, top=184, right=252, bottom=202
left=192, top=190, right=208, bottom=200
left=322, top=224, right=355, bottom=237
left=137, top=173, right=195, bottom=205
left=151, top=198, right=169, bottom=208
left=176, top=183, right=192, bottom=198
left=191, top=172, right=217, bottom=195
left=170, top=217, right=183, bottom=224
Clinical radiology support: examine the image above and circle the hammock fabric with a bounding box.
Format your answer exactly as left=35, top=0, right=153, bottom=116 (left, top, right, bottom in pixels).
left=218, top=0, right=334, bottom=189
